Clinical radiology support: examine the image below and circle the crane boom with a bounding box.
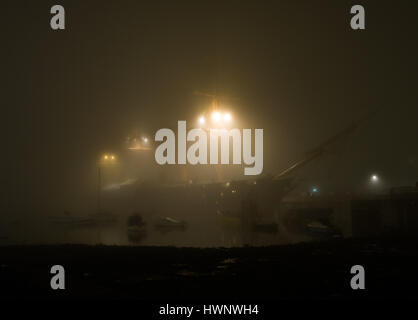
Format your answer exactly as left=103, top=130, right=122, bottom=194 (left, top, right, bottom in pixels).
left=275, top=109, right=378, bottom=180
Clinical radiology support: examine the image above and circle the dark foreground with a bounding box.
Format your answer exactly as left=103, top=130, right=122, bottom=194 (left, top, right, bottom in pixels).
left=1, top=238, right=418, bottom=300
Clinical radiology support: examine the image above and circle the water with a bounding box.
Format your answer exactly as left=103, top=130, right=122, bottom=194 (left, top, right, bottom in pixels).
left=0, top=213, right=295, bottom=247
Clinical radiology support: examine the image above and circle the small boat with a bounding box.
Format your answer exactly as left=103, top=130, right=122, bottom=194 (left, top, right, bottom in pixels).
left=154, top=217, right=187, bottom=232
left=127, top=214, right=147, bottom=242
left=306, top=221, right=341, bottom=238
left=48, top=215, right=96, bottom=227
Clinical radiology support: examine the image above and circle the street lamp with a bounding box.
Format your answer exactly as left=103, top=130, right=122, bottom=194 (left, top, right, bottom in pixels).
left=102, top=153, right=116, bottom=163
left=310, top=186, right=319, bottom=196
left=127, top=136, right=151, bottom=151
left=97, top=153, right=117, bottom=213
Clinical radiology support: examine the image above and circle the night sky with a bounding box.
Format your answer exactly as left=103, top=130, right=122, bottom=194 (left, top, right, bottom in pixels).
left=2, top=0, right=418, bottom=216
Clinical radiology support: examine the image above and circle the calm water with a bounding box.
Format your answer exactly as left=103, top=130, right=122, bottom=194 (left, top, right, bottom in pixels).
left=0, top=213, right=298, bottom=247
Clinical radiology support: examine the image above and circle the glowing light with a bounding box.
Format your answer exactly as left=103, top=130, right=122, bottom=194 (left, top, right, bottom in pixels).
left=198, top=116, right=205, bottom=125
left=142, top=137, right=148, bottom=143
left=102, top=154, right=116, bottom=161
left=371, top=174, right=378, bottom=182
left=223, top=113, right=232, bottom=122
left=212, top=111, right=221, bottom=123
